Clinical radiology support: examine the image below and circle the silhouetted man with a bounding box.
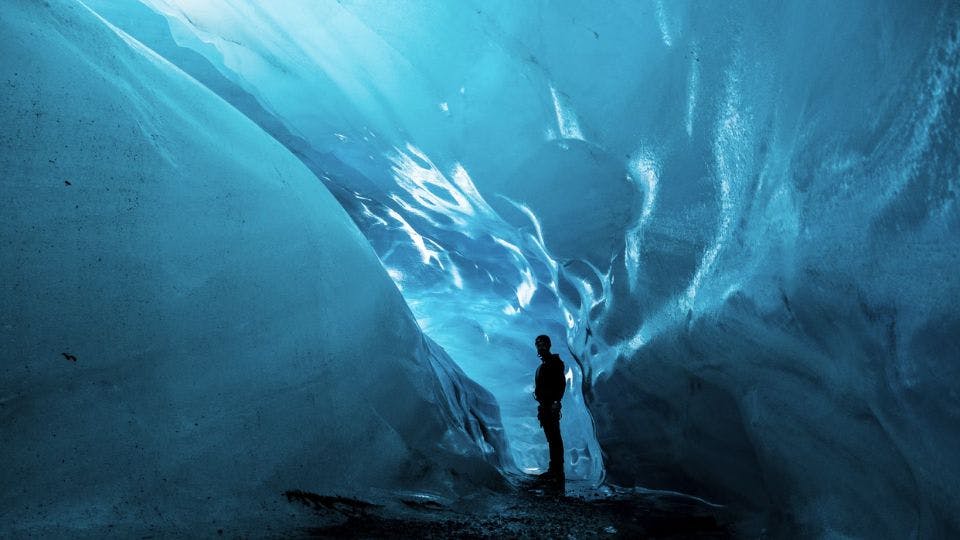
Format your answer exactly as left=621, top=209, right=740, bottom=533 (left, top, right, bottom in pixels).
left=534, top=334, right=565, bottom=483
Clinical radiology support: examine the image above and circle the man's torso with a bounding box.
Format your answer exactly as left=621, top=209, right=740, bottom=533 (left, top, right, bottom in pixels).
left=535, top=354, right=566, bottom=404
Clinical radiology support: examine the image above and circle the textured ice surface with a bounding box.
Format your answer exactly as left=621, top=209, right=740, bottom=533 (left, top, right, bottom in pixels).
left=99, top=0, right=612, bottom=482
left=6, top=0, right=960, bottom=537
left=121, top=1, right=960, bottom=537
left=0, top=1, right=505, bottom=535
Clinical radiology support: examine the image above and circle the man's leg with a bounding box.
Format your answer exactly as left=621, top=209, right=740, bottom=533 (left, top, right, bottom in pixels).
left=543, top=414, right=564, bottom=477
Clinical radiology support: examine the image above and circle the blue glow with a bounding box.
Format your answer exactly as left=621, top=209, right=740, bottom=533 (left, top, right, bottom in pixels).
left=4, top=0, right=959, bottom=537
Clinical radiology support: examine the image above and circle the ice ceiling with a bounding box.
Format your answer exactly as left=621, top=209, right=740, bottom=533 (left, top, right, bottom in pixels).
left=3, top=0, right=959, bottom=537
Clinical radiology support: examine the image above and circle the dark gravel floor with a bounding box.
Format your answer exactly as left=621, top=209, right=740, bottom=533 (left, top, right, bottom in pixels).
left=285, top=477, right=738, bottom=539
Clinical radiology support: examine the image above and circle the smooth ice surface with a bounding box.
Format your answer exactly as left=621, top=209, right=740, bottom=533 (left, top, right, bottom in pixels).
left=5, top=0, right=960, bottom=538
left=117, top=1, right=960, bottom=536
left=0, top=1, right=506, bottom=535
left=98, top=0, right=613, bottom=482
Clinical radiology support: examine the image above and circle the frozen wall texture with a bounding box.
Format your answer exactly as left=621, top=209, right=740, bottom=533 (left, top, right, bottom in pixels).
left=0, top=1, right=506, bottom=536
left=3, top=0, right=959, bottom=538
left=110, top=1, right=958, bottom=537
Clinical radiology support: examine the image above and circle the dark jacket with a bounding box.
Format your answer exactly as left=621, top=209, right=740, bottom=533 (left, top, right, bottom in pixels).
left=535, top=353, right=566, bottom=404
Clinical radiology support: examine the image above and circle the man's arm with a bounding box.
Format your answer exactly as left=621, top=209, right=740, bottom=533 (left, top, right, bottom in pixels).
left=552, top=361, right=566, bottom=401
left=534, top=365, right=543, bottom=402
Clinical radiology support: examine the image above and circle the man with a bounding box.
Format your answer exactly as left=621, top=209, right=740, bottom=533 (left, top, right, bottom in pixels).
left=533, top=334, right=566, bottom=483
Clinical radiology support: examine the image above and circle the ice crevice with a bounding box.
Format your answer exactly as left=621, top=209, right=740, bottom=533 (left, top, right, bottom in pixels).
left=2, top=1, right=959, bottom=538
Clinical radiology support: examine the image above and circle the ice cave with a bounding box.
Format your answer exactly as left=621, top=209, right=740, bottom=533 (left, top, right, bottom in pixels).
left=1, top=0, right=958, bottom=537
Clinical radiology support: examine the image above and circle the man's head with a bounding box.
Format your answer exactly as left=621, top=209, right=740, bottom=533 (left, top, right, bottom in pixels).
left=535, top=335, right=552, bottom=359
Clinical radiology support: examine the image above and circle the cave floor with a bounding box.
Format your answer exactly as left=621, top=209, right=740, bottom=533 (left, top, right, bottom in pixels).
left=285, top=478, right=737, bottom=539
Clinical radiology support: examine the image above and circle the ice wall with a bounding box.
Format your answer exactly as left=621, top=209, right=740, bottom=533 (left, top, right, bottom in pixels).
left=0, top=1, right=506, bottom=535
left=101, top=0, right=613, bottom=482
left=61, top=0, right=960, bottom=537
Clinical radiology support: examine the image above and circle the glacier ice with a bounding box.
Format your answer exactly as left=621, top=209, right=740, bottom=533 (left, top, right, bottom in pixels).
left=0, top=1, right=505, bottom=535
left=3, top=0, right=960, bottom=537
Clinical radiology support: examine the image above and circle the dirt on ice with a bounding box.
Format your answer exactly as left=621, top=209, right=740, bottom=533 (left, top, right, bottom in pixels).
left=284, top=477, right=738, bottom=539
